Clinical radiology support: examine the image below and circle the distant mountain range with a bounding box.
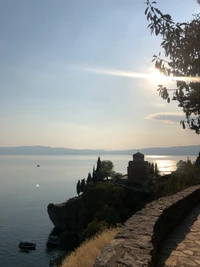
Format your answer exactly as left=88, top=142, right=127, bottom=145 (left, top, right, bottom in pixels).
left=0, top=145, right=199, bottom=156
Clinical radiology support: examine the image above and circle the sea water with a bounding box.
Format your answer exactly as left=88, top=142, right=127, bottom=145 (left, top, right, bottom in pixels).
left=0, top=155, right=196, bottom=266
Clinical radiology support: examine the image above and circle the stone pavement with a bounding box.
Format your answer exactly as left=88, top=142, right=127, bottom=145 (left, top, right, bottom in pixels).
left=158, top=203, right=200, bottom=267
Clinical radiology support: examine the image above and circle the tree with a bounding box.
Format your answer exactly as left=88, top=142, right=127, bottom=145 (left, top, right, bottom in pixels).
left=154, top=163, right=159, bottom=177
left=195, top=152, right=200, bottom=167
left=76, top=180, right=81, bottom=196
left=80, top=178, right=86, bottom=193
left=176, top=158, right=192, bottom=171
left=96, top=156, right=101, bottom=170
left=111, top=172, right=123, bottom=182
left=95, top=156, right=104, bottom=181
left=86, top=172, right=92, bottom=184
left=145, top=0, right=200, bottom=133
left=99, top=160, right=114, bottom=180
left=92, top=166, right=97, bottom=182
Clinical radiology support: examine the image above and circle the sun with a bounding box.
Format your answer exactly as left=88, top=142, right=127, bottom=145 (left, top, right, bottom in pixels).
left=149, top=69, right=168, bottom=85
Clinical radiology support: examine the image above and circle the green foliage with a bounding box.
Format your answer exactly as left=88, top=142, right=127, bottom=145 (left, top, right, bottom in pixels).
left=145, top=1, right=200, bottom=133
left=99, top=160, right=114, bottom=180
left=86, top=172, right=92, bottom=184
left=76, top=179, right=86, bottom=195
left=72, top=157, right=151, bottom=247
left=82, top=182, right=125, bottom=218
left=97, top=156, right=101, bottom=170
left=76, top=180, right=81, bottom=196
left=195, top=152, right=200, bottom=167
left=95, top=157, right=104, bottom=181
left=83, top=220, right=108, bottom=240
left=92, top=166, right=97, bottom=182
left=77, top=181, right=137, bottom=241
left=111, top=172, right=123, bottom=182
left=80, top=178, right=86, bottom=193
left=153, top=157, right=200, bottom=197
left=93, top=157, right=114, bottom=181
left=77, top=157, right=117, bottom=190
left=59, top=231, right=79, bottom=250
left=95, top=205, right=120, bottom=225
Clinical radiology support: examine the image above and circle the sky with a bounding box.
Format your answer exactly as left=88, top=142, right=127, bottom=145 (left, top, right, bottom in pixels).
left=0, top=0, right=200, bottom=150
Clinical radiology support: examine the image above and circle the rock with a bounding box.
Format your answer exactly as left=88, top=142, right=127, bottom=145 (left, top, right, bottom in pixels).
left=47, top=196, right=83, bottom=230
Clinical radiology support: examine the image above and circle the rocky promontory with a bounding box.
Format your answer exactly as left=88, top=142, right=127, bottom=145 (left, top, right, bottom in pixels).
left=47, top=196, right=83, bottom=231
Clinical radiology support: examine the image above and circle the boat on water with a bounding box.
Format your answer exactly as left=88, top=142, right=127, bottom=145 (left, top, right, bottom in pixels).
left=37, top=165, right=40, bottom=167
left=47, top=235, right=60, bottom=248
left=19, top=241, right=36, bottom=250
left=48, top=235, right=59, bottom=245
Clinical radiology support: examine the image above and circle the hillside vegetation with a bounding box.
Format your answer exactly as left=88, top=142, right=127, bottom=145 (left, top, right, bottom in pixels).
left=61, top=227, right=121, bottom=267
left=52, top=154, right=200, bottom=266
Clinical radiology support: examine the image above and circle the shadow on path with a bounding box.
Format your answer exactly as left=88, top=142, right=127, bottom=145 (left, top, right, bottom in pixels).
left=157, top=203, right=200, bottom=267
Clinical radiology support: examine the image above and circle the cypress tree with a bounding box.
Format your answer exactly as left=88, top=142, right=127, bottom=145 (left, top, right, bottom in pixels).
left=155, top=163, right=158, bottom=176
left=96, top=156, right=101, bottom=171
left=80, top=178, right=86, bottom=193
left=76, top=180, right=81, bottom=196
left=87, top=172, right=92, bottom=184
left=92, top=166, right=97, bottom=182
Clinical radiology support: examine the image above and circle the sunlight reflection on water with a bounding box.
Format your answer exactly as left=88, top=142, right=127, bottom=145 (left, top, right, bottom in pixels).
left=145, top=155, right=189, bottom=174
left=155, top=160, right=176, bottom=174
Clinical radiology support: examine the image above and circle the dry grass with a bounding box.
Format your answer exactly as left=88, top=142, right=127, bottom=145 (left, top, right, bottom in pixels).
left=61, top=227, right=121, bottom=267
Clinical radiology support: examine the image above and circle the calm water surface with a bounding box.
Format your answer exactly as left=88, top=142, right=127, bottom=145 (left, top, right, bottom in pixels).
left=0, top=155, right=196, bottom=266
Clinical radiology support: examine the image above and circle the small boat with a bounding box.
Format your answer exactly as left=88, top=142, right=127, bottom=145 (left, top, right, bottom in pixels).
left=37, top=165, right=40, bottom=167
left=19, top=241, right=36, bottom=250
left=48, top=235, right=59, bottom=245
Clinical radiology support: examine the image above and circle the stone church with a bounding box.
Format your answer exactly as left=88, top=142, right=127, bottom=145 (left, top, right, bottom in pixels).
left=114, top=152, right=150, bottom=191
left=127, top=152, right=150, bottom=188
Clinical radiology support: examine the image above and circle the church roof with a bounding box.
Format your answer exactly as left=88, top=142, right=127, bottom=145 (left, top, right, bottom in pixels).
left=133, top=151, right=144, bottom=161
left=133, top=152, right=144, bottom=156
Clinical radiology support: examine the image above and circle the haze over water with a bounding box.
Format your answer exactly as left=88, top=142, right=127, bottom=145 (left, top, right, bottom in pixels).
left=0, top=154, right=196, bottom=266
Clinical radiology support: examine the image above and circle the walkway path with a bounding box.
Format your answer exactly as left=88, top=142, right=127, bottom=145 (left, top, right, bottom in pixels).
left=158, top=203, right=200, bottom=266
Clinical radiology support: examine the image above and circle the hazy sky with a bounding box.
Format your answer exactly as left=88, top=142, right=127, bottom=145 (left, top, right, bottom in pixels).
left=0, top=0, right=200, bottom=150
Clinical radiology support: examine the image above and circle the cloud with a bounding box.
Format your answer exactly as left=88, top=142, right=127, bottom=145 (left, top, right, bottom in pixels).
left=151, top=102, right=166, bottom=108
left=68, top=64, right=200, bottom=82
left=146, top=112, right=185, bottom=124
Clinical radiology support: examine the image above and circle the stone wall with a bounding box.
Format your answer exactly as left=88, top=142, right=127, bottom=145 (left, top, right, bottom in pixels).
left=94, top=185, right=200, bottom=267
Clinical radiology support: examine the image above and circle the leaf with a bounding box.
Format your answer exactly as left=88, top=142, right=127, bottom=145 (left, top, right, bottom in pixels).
left=145, top=7, right=149, bottom=15
left=147, top=11, right=151, bottom=20
left=163, top=14, right=172, bottom=20
left=155, top=26, right=159, bottom=35
left=154, top=8, right=162, bottom=16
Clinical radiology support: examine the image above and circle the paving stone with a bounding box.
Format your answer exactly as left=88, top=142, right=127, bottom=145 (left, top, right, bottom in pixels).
left=158, top=204, right=200, bottom=267
left=183, top=250, right=194, bottom=255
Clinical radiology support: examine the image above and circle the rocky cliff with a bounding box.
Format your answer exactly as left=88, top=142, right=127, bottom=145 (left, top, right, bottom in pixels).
left=47, top=196, right=83, bottom=231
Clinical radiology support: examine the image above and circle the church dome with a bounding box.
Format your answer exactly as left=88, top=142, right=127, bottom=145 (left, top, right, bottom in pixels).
left=133, top=152, right=144, bottom=161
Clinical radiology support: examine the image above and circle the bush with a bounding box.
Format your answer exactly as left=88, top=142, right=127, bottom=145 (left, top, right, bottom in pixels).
left=83, top=220, right=108, bottom=239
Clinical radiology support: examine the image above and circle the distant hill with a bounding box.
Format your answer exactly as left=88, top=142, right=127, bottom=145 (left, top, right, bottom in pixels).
left=0, top=145, right=199, bottom=156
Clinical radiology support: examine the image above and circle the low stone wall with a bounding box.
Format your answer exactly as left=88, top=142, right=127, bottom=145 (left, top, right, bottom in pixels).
left=94, top=185, right=200, bottom=267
